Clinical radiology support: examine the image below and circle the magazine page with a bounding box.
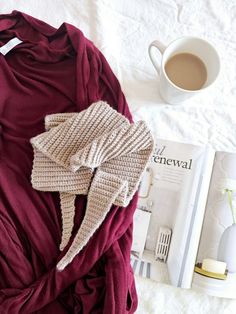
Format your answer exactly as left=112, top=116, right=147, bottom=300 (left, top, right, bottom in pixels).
left=131, top=139, right=214, bottom=288
left=178, top=145, right=215, bottom=288
left=193, top=151, right=236, bottom=299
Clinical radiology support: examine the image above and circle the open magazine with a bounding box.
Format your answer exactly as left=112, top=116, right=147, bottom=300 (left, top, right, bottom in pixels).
left=131, top=138, right=236, bottom=299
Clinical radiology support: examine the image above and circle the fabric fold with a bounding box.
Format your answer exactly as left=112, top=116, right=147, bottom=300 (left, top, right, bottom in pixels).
left=0, top=10, right=141, bottom=313
left=70, top=120, right=152, bottom=171
left=30, top=100, right=154, bottom=270
left=57, top=170, right=129, bottom=270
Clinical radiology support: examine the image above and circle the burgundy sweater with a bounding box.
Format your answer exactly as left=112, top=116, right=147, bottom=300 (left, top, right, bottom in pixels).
left=0, top=10, right=138, bottom=313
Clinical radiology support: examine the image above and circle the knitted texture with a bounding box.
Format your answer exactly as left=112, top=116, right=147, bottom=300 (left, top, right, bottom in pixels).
left=30, top=101, right=154, bottom=270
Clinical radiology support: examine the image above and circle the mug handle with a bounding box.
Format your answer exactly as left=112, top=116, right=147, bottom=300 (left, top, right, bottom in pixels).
left=148, top=40, right=166, bottom=74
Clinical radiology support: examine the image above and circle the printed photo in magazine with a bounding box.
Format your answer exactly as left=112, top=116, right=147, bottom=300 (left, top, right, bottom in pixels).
left=192, top=151, right=236, bottom=298
left=131, top=138, right=236, bottom=299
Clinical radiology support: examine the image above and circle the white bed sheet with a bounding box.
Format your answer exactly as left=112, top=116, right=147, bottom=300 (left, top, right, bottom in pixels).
left=1, top=1, right=236, bottom=313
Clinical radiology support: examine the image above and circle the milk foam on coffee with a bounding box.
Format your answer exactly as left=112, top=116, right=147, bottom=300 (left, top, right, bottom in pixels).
left=165, top=53, right=207, bottom=91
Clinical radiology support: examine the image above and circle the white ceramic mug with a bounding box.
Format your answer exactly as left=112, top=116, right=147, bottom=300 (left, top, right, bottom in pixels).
left=148, top=36, right=220, bottom=104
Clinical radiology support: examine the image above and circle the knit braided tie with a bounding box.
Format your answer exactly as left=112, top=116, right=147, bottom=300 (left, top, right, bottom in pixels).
left=30, top=101, right=154, bottom=270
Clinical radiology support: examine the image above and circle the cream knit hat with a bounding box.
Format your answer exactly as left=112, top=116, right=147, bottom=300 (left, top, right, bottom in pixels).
left=30, top=101, right=154, bottom=270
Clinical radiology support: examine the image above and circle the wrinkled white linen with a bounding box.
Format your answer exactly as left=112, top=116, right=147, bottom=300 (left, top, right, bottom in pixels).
left=1, top=1, right=236, bottom=313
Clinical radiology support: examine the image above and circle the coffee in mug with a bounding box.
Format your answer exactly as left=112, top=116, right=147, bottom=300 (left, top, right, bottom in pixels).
left=164, top=53, right=207, bottom=91
left=148, top=37, right=220, bottom=104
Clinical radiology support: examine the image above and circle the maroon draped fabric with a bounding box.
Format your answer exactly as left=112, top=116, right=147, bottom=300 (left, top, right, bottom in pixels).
left=0, top=11, right=138, bottom=313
